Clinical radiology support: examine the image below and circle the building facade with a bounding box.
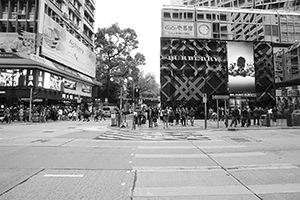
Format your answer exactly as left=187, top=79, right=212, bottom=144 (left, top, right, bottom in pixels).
left=181, top=0, right=300, bottom=10
left=161, top=6, right=300, bottom=113
left=0, top=0, right=98, bottom=108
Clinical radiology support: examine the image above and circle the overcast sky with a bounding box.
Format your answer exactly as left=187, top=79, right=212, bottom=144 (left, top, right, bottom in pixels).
left=95, top=0, right=171, bottom=82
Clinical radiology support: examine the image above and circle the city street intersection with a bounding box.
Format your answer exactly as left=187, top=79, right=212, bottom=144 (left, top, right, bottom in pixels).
left=0, top=119, right=300, bottom=199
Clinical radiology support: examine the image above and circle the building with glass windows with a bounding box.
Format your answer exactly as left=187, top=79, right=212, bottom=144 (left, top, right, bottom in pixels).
left=180, top=0, right=300, bottom=10
left=160, top=5, right=300, bottom=113
left=0, top=0, right=98, bottom=108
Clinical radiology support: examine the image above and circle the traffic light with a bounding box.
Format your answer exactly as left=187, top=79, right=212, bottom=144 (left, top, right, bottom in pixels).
left=33, top=91, right=38, bottom=99
left=134, top=88, right=140, bottom=98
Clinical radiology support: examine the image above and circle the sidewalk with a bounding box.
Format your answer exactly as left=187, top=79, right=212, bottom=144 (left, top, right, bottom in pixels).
left=109, top=118, right=300, bottom=133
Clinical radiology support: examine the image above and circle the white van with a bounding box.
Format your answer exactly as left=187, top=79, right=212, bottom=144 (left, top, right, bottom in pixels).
left=102, top=106, right=120, bottom=117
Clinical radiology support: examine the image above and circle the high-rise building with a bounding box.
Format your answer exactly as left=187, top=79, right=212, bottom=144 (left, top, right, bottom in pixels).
left=182, top=0, right=300, bottom=10
left=160, top=5, right=300, bottom=113
left=0, top=0, right=98, bottom=108
left=171, top=0, right=184, bottom=5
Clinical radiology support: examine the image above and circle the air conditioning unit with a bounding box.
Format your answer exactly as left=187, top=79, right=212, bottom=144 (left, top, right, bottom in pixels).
left=63, top=12, right=69, bottom=19
left=17, top=10, right=26, bottom=15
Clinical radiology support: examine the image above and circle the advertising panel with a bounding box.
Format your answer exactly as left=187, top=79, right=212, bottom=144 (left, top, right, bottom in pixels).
left=0, top=32, right=36, bottom=58
left=64, top=82, right=92, bottom=97
left=162, top=21, right=195, bottom=38
left=64, top=79, right=77, bottom=90
left=227, top=42, right=255, bottom=93
left=82, top=84, right=91, bottom=94
left=0, top=69, right=28, bottom=87
left=196, top=23, right=212, bottom=39
left=41, top=14, right=96, bottom=77
left=50, top=74, right=63, bottom=91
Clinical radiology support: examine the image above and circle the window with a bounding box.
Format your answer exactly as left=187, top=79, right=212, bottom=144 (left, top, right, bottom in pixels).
left=163, top=12, right=171, bottom=19
left=187, top=12, right=193, bottom=20
left=197, top=13, right=204, bottom=20
left=220, top=14, right=227, bottom=21
left=173, top=13, right=179, bottom=19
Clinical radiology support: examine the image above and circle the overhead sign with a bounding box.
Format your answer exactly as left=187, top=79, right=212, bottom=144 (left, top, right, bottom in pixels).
left=212, top=95, right=229, bottom=100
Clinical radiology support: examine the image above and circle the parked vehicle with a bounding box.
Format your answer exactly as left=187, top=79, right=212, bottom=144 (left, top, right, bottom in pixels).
left=102, top=106, right=120, bottom=117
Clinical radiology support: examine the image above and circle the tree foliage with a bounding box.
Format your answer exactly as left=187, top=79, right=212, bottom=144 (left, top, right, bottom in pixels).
left=94, top=23, right=145, bottom=103
left=137, top=71, right=160, bottom=98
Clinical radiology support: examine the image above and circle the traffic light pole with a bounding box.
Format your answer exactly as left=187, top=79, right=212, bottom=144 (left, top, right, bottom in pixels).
left=29, top=87, right=33, bottom=122
left=132, top=86, right=136, bottom=130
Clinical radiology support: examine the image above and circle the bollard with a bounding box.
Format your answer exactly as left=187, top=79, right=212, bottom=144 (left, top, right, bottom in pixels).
left=286, top=114, right=293, bottom=127
left=266, top=114, right=270, bottom=127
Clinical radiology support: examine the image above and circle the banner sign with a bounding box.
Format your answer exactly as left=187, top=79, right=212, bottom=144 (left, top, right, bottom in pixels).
left=82, top=84, right=91, bottom=94
left=227, top=42, right=255, bottom=93
left=50, top=74, right=63, bottom=91
left=41, top=14, right=96, bottom=77
left=162, top=21, right=195, bottom=38
left=64, top=79, right=77, bottom=90
left=0, top=69, right=28, bottom=87
left=35, top=70, right=45, bottom=88
left=0, top=32, right=36, bottom=58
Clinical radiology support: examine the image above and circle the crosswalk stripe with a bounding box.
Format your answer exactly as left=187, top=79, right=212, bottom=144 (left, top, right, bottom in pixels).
left=133, top=185, right=252, bottom=196
left=135, top=154, right=208, bottom=158
left=133, top=183, right=300, bottom=197
left=133, top=166, right=222, bottom=172
left=135, top=152, right=265, bottom=158
left=137, top=145, right=245, bottom=149
left=226, top=163, right=299, bottom=171
left=210, top=152, right=265, bottom=157
left=249, top=183, right=300, bottom=194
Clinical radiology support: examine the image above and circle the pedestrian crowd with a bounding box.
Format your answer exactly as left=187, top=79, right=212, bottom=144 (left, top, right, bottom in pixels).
left=132, top=106, right=197, bottom=129
left=0, top=105, right=103, bottom=124
left=206, top=105, right=280, bottom=128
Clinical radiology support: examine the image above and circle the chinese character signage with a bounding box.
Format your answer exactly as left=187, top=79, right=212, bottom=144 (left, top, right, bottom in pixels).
left=162, top=21, right=195, bottom=38
left=0, top=69, right=28, bottom=87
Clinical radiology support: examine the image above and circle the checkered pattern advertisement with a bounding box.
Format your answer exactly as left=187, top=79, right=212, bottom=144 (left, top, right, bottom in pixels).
left=160, top=38, right=228, bottom=108
left=160, top=38, right=275, bottom=108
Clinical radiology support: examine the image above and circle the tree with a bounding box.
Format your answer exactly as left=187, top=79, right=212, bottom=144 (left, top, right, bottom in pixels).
left=138, top=71, right=160, bottom=98
left=94, top=23, right=145, bottom=103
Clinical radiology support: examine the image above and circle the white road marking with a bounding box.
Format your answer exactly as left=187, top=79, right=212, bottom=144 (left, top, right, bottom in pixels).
left=134, top=185, right=252, bottom=196
left=138, top=146, right=196, bottom=149
left=210, top=152, right=266, bottom=157
left=137, top=145, right=245, bottom=149
left=249, top=183, right=300, bottom=194
left=133, top=183, right=300, bottom=197
left=135, top=154, right=208, bottom=158
left=43, top=174, right=84, bottom=178
left=226, top=163, right=299, bottom=171
left=133, top=166, right=222, bottom=172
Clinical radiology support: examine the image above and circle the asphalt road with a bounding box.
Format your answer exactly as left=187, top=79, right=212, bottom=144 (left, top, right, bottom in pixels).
left=0, top=119, right=300, bottom=199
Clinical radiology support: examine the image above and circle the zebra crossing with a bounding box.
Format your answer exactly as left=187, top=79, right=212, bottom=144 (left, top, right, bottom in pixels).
left=129, top=133, right=300, bottom=199
left=94, top=130, right=213, bottom=141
